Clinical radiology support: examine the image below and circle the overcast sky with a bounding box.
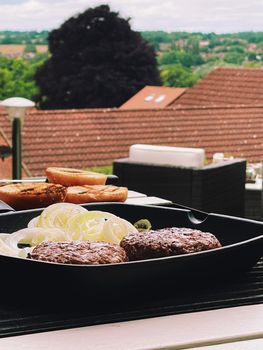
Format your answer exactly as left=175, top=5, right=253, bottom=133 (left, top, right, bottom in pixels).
left=0, top=0, right=262, bottom=33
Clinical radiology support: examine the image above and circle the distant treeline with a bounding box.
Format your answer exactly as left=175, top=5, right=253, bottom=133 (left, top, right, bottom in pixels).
left=0, top=31, right=49, bottom=44
left=141, top=31, right=263, bottom=48
left=1, top=30, right=263, bottom=46
left=1, top=30, right=263, bottom=103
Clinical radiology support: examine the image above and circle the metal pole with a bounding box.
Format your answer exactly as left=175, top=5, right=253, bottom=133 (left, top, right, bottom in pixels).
left=12, top=117, right=22, bottom=179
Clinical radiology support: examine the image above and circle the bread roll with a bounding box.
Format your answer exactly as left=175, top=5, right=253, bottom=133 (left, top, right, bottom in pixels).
left=65, top=185, right=128, bottom=204
left=46, top=167, right=107, bottom=186
left=0, top=183, right=67, bottom=210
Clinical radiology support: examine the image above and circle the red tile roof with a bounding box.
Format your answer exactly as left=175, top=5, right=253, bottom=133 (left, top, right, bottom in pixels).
left=120, top=85, right=186, bottom=109
left=0, top=133, right=12, bottom=178
left=172, top=68, right=263, bottom=107
left=1, top=105, right=263, bottom=177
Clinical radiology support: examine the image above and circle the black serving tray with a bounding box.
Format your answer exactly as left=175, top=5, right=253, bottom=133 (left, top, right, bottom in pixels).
left=0, top=203, right=262, bottom=302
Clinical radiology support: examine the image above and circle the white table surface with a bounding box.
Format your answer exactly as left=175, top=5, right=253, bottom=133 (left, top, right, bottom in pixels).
left=126, top=190, right=172, bottom=206
left=127, top=190, right=147, bottom=198
left=126, top=196, right=172, bottom=206
left=1, top=304, right=262, bottom=350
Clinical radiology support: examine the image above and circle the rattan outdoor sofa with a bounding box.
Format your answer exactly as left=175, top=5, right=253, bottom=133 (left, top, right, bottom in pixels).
left=113, top=157, right=247, bottom=217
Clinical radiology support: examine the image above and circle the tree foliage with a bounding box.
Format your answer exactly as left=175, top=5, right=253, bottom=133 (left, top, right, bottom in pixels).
left=35, top=5, right=161, bottom=109
left=0, top=55, right=46, bottom=100
left=24, top=44, right=37, bottom=54
left=0, top=31, right=48, bottom=44
left=1, top=29, right=263, bottom=103
left=224, top=52, right=245, bottom=65
left=158, top=41, right=203, bottom=68
left=161, top=64, right=199, bottom=88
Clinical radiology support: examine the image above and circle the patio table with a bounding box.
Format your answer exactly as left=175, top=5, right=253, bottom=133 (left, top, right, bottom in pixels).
left=0, top=304, right=262, bottom=349
left=0, top=193, right=262, bottom=349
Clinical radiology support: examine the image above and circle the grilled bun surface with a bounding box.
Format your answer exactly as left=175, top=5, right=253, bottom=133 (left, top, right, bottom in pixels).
left=46, top=167, right=107, bottom=186
left=65, top=185, right=128, bottom=204
left=0, top=183, right=66, bottom=210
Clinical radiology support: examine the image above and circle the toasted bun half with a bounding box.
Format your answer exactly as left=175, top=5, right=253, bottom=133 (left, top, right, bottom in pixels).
left=46, top=167, right=107, bottom=186
left=65, top=185, right=128, bottom=204
left=0, top=183, right=67, bottom=210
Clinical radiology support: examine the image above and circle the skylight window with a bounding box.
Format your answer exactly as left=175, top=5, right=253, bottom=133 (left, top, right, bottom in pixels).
left=155, top=95, right=166, bottom=103
left=144, top=94, right=155, bottom=102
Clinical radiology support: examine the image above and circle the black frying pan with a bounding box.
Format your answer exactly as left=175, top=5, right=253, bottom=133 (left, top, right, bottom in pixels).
left=0, top=203, right=262, bottom=302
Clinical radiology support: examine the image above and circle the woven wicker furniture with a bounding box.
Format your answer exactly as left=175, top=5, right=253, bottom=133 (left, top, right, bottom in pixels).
left=113, top=158, right=246, bottom=217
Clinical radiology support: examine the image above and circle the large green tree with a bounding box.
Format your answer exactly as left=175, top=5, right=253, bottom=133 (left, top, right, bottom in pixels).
left=35, top=5, right=161, bottom=109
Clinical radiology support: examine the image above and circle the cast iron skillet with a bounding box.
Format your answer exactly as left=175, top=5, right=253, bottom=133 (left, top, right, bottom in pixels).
left=0, top=203, right=262, bottom=300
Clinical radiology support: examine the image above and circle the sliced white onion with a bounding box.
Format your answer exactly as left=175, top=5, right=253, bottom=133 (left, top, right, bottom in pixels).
left=28, top=217, right=39, bottom=228
left=0, top=233, right=12, bottom=241
left=65, top=211, right=138, bottom=244
left=29, top=203, right=88, bottom=230
left=102, top=219, right=121, bottom=244
left=0, top=236, right=19, bottom=257
left=5, top=227, right=67, bottom=251
left=0, top=204, right=139, bottom=259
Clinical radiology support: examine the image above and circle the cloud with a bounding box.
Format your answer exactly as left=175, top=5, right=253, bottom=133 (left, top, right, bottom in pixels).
left=0, top=0, right=88, bottom=30
left=0, top=0, right=263, bottom=32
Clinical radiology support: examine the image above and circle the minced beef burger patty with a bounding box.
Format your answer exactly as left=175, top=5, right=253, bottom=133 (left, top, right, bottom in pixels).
left=28, top=241, right=128, bottom=265
left=120, top=227, right=221, bottom=261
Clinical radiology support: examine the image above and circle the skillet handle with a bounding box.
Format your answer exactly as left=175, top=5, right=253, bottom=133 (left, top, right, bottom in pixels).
left=106, top=175, right=119, bottom=185
left=0, top=200, right=15, bottom=213
left=170, top=202, right=208, bottom=221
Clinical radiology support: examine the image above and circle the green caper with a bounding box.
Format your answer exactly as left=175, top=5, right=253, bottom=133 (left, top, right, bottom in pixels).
left=134, top=219, right=152, bottom=232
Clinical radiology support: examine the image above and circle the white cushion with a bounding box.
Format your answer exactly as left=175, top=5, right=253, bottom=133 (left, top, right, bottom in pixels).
left=129, top=144, right=205, bottom=168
